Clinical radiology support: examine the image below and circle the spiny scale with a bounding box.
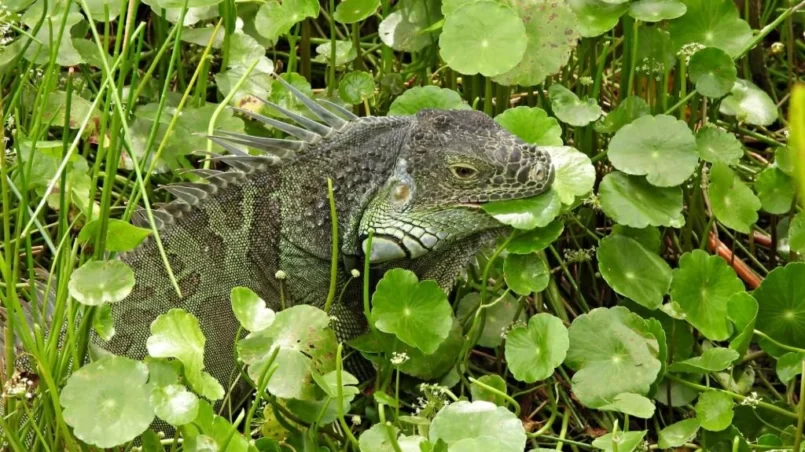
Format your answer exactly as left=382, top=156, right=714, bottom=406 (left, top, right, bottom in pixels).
left=139, top=72, right=363, bottom=233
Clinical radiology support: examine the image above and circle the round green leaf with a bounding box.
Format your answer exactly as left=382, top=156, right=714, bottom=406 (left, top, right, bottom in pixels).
left=669, top=0, right=752, bottom=57
left=671, top=250, right=745, bottom=341
left=592, top=430, right=647, bottom=452
left=68, top=259, right=135, bottom=306
left=429, top=401, right=526, bottom=452
left=314, top=41, right=357, bottom=66
left=548, top=84, right=603, bottom=127
left=658, top=419, right=701, bottom=449
left=608, top=115, right=698, bottom=187
left=695, top=125, right=743, bottom=165
left=628, top=0, right=686, bottom=22
left=333, top=0, right=379, bottom=23
left=388, top=86, right=470, bottom=116
left=566, top=307, right=662, bottom=408
left=776, top=352, right=805, bottom=384
left=668, top=347, right=739, bottom=374
left=377, top=319, right=464, bottom=379
left=709, top=162, right=761, bottom=234
left=755, top=167, right=794, bottom=215
left=439, top=1, right=526, bottom=76
left=146, top=309, right=225, bottom=401
left=494, top=106, right=562, bottom=146
left=492, top=0, right=579, bottom=86
left=595, top=96, right=650, bottom=134
left=151, top=384, right=199, bottom=426
left=505, top=313, right=568, bottom=383
left=688, top=47, right=737, bottom=98
left=599, top=172, right=685, bottom=228
left=379, top=0, right=441, bottom=52
left=548, top=146, right=595, bottom=204
left=470, top=374, right=508, bottom=406
left=727, top=292, right=758, bottom=356
left=720, top=79, right=779, bottom=126
left=597, top=393, right=656, bottom=419
left=338, top=71, right=375, bottom=104
left=230, top=286, right=276, bottom=332
left=78, top=219, right=151, bottom=252
left=611, top=225, right=661, bottom=254
left=503, top=251, right=550, bottom=296
left=61, top=357, right=154, bottom=448
left=753, top=263, right=805, bottom=349
left=597, top=235, right=672, bottom=310
left=456, top=292, right=524, bottom=348
left=371, top=268, right=453, bottom=354
left=789, top=211, right=805, bottom=254
left=359, top=424, right=426, bottom=452
left=695, top=391, right=734, bottom=432
left=482, top=188, right=562, bottom=230
left=237, top=305, right=337, bottom=400
left=568, top=0, right=628, bottom=37
left=506, top=221, right=564, bottom=254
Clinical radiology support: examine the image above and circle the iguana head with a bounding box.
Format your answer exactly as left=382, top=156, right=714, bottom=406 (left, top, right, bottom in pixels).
left=359, top=109, right=555, bottom=263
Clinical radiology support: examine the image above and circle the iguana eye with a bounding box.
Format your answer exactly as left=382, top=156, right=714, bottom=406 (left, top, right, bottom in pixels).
left=392, top=183, right=410, bottom=202
left=450, top=164, right=479, bottom=180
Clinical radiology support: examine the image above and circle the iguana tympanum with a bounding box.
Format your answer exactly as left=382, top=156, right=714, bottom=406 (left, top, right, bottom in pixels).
left=9, top=75, right=554, bottom=411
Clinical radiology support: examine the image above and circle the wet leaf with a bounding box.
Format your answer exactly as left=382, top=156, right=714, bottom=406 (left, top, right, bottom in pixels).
left=688, top=47, right=737, bottom=98
left=568, top=0, right=628, bottom=37
left=61, top=357, right=154, bottom=448
left=599, top=172, right=685, bottom=228
left=709, top=162, right=761, bottom=234
left=493, top=0, right=579, bottom=86
left=429, top=401, right=526, bottom=452
left=371, top=269, right=452, bottom=354
left=482, top=189, right=562, bottom=230
left=658, top=419, right=701, bottom=449
left=68, top=259, right=135, bottom=306
left=696, top=391, right=734, bottom=432
left=671, top=250, right=745, bottom=341
left=334, top=0, right=379, bottom=23
left=597, top=235, right=672, bottom=310
left=388, top=86, right=470, bottom=115
left=628, top=0, right=686, bottom=22
left=595, top=96, right=650, bottom=134
left=566, top=307, right=662, bottom=409
left=548, top=84, right=602, bottom=127
left=230, top=286, right=275, bottom=333
left=608, top=115, right=698, bottom=187
left=504, top=252, right=550, bottom=296
left=695, top=125, right=743, bottom=165
left=752, top=263, right=805, bottom=349
left=669, top=0, right=752, bottom=57
left=151, top=384, right=199, bottom=426
left=237, top=305, right=337, bottom=400
left=668, top=348, right=739, bottom=374
left=505, top=313, right=568, bottom=383
left=338, top=71, right=375, bottom=104
left=439, top=1, right=527, bottom=76
left=720, top=79, right=779, bottom=126
left=755, top=167, right=794, bottom=215
left=146, top=309, right=225, bottom=401
left=494, top=106, right=562, bottom=146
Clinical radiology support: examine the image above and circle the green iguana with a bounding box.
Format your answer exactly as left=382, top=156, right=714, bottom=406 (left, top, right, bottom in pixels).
left=5, top=75, right=554, bottom=413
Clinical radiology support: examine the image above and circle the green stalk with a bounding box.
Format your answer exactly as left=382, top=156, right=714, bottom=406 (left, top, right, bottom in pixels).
left=793, top=360, right=805, bottom=452
left=324, top=178, right=340, bottom=315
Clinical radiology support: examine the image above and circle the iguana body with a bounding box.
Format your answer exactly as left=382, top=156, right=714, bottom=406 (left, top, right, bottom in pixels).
left=5, top=76, right=555, bottom=415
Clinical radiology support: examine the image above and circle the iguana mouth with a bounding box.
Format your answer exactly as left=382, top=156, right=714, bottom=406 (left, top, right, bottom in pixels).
left=360, top=232, right=441, bottom=263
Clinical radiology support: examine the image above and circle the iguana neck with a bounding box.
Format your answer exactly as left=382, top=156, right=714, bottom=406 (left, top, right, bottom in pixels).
left=277, top=116, right=412, bottom=303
